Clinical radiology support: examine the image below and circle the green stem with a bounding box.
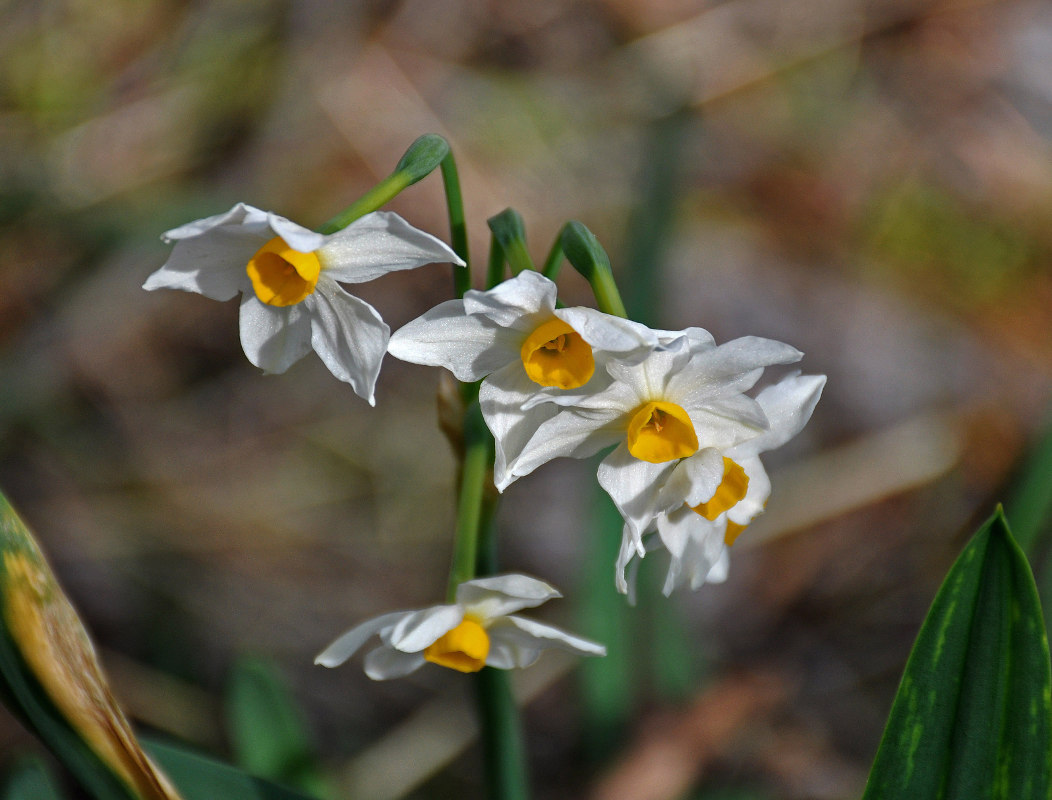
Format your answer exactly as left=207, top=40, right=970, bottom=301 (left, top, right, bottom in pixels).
left=317, top=134, right=451, bottom=234
left=317, top=172, right=411, bottom=234
left=541, top=238, right=564, bottom=280
left=486, top=234, right=506, bottom=289
left=446, top=400, right=490, bottom=601
left=441, top=153, right=472, bottom=297
left=475, top=668, right=530, bottom=800
left=589, top=267, right=627, bottom=318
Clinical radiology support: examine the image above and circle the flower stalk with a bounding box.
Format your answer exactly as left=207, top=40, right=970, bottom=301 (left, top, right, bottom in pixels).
left=318, top=134, right=451, bottom=234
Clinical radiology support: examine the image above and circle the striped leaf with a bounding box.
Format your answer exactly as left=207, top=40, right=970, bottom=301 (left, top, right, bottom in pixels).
left=862, top=507, right=1052, bottom=799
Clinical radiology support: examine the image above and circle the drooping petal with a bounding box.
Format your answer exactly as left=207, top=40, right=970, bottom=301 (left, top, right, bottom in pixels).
left=455, top=574, right=561, bottom=620
left=145, top=203, right=272, bottom=300
left=363, top=645, right=428, bottom=680
left=655, top=509, right=727, bottom=595
left=385, top=604, right=464, bottom=653
left=500, top=406, right=623, bottom=492
left=318, top=211, right=464, bottom=284
left=480, top=364, right=560, bottom=489
left=239, top=295, right=313, bottom=374
left=615, top=522, right=646, bottom=595
left=314, top=610, right=411, bottom=667
left=597, top=444, right=677, bottom=539
left=308, top=280, right=390, bottom=405
left=462, top=271, right=555, bottom=328
left=388, top=299, right=515, bottom=382
left=487, top=616, right=607, bottom=667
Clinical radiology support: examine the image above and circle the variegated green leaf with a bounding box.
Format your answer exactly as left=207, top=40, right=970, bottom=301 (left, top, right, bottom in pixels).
left=862, top=507, right=1051, bottom=799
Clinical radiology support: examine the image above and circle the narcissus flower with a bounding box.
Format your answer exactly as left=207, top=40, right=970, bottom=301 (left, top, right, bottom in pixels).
left=387, top=270, right=658, bottom=484
left=143, top=203, right=463, bottom=404
left=314, top=573, right=605, bottom=680
left=617, top=373, right=826, bottom=595
left=504, top=334, right=804, bottom=540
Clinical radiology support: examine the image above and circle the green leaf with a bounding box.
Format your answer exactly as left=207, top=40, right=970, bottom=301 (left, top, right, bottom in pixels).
left=144, top=740, right=317, bottom=800
left=862, top=507, right=1052, bottom=800
left=2, top=757, right=66, bottom=800
left=0, top=491, right=181, bottom=800
left=225, top=658, right=331, bottom=799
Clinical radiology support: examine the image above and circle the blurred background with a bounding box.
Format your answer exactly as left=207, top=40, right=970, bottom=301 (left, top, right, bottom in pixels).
left=2, top=0, right=1052, bottom=798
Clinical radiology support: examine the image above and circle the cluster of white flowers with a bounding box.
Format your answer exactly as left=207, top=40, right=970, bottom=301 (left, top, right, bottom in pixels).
left=145, top=203, right=822, bottom=680
left=390, top=270, right=825, bottom=597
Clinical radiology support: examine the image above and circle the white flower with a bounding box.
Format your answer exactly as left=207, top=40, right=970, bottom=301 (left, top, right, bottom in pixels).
left=387, top=270, right=658, bottom=485
left=503, top=334, right=804, bottom=541
left=314, top=574, right=606, bottom=679
left=617, top=373, right=826, bottom=595
left=143, top=203, right=463, bottom=404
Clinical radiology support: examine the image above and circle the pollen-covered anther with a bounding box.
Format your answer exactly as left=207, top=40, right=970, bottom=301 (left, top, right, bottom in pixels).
left=520, top=318, right=595, bottom=389
left=423, top=618, right=490, bottom=673
left=245, top=237, right=321, bottom=307
left=626, top=401, right=699, bottom=463
left=692, top=458, right=750, bottom=521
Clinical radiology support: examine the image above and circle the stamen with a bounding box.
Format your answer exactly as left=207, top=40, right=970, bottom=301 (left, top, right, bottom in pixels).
left=625, top=401, right=698, bottom=463
left=691, top=458, right=750, bottom=520
left=245, top=237, right=321, bottom=307
left=520, top=318, right=595, bottom=389
left=423, top=618, right=490, bottom=673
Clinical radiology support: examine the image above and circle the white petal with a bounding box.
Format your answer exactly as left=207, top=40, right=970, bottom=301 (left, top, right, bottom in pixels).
left=500, top=406, right=622, bottom=491
left=456, top=573, right=561, bottom=620
left=726, top=455, right=771, bottom=525
left=597, top=444, right=676, bottom=540
left=487, top=616, right=607, bottom=666
left=656, top=509, right=726, bottom=594
left=309, top=280, right=390, bottom=404
left=238, top=295, right=313, bottom=374
left=735, top=373, right=826, bottom=457
left=655, top=327, right=717, bottom=350
left=387, top=298, right=512, bottom=382
left=363, top=645, right=427, bottom=680
left=267, top=211, right=326, bottom=254
left=146, top=203, right=272, bottom=300
left=161, top=202, right=272, bottom=241
left=386, top=605, right=464, bottom=652
left=462, top=271, right=555, bottom=327
left=314, top=610, right=411, bottom=667
left=554, top=308, right=658, bottom=360
left=672, top=336, right=802, bottom=407
left=615, top=522, right=645, bottom=595
left=604, top=338, right=694, bottom=404
left=657, top=447, right=726, bottom=510
left=318, top=211, right=463, bottom=284
left=480, top=365, right=560, bottom=489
